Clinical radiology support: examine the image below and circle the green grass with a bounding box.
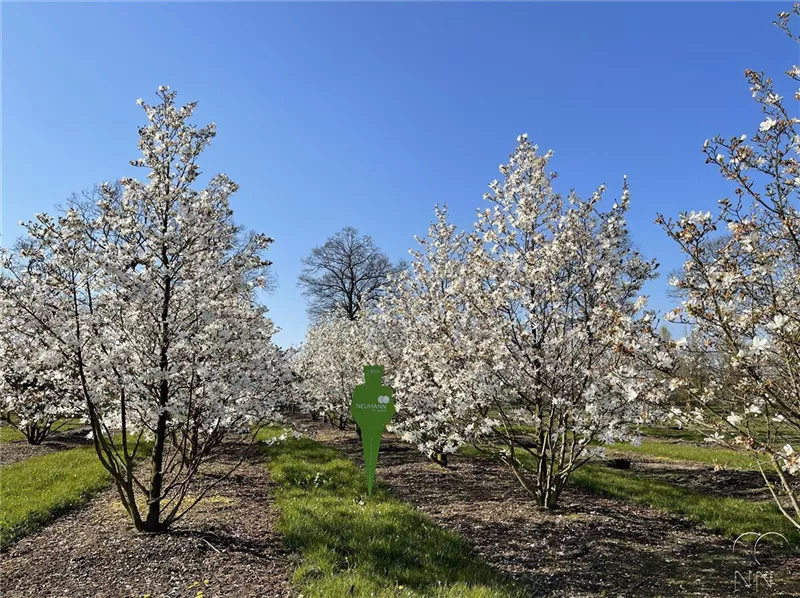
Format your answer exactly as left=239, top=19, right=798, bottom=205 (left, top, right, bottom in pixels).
left=609, top=439, right=760, bottom=471
left=0, top=425, right=27, bottom=443
left=570, top=464, right=800, bottom=549
left=0, top=446, right=111, bottom=548
left=52, top=418, right=85, bottom=433
left=640, top=423, right=800, bottom=444
left=638, top=426, right=705, bottom=442
left=259, top=429, right=523, bottom=598
left=1, top=432, right=153, bottom=549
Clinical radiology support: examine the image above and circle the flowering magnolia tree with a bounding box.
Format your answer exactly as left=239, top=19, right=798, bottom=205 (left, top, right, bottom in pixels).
left=292, top=317, right=366, bottom=428
left=0, top=283, right=81, bottom=444
left=379, top=207, right=495, bottom=466
left=297, top=136, right=671, bottom=505
left=356, top=137, right=669, bottom=506
left=0, top=87, right=285, bottom=533
left=449, top=136, right=669, bottom=508
left=659, top=6, right=800, bottom=530
left=292, top=313, right=398, bottom=429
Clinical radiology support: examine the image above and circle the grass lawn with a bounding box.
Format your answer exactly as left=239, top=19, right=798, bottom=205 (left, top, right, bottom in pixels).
left=52, top=418, right=86, bottom=432
left=570, top=464, right=800, bottom=549
left=0, top=425, right=27, bottom=443
left=0, top=446, right=111, bottom=549
left=638, top=426, right=705, bottom=442
left=608, top=439, right=760, bottom=471
left=1, top=432, right=153, bottom=549
left=259, top=429, right=524, bottom=598
left=640, top=424, right=800, bottom=445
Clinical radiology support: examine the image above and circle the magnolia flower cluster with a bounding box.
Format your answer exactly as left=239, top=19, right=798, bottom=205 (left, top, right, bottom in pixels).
left=451, top=136, right=669, bottom=507
left=0, top=274, right=82, bottom=443
left=291, top=317, right=374, bottom=428
left=379, top=207, right=498, bottom=464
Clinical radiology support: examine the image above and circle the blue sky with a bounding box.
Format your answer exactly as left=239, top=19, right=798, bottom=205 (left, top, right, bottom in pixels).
left=2, top=2, right=797, bottom=347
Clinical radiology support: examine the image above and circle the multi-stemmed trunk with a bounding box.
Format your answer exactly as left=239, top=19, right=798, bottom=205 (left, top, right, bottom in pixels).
left=22, top=420, right=55, bottom=445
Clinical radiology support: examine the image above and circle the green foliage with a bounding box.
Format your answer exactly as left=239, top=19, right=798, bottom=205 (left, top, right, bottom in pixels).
left=570, top=464, right=800, bottom=549
left=260, top=433, right=523, bottom=598
left=0, top=447, right=109, bottom=548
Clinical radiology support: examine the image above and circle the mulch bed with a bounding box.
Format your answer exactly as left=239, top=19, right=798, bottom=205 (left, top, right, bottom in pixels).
left=295, top=418, right=800, bottom=598
left=0, top=427, right=94, bottom=467
left=4, top=416, right=799, bottom=598
left=1, top=442, right=293, bottom=598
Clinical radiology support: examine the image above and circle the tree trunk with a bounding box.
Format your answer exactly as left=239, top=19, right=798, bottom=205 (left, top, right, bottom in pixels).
left=26, top=424, right=43, bottom=445
left=145, top=408, right=168, bottom=532
left=189, top=424, right=199, bottom=461
left=430, top=452, right=448, bottom=468
left=147, top=256, right=171, bottom=532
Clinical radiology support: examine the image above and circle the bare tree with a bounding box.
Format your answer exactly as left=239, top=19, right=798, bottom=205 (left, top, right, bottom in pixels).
left=298, top=226, right=403, bottom=321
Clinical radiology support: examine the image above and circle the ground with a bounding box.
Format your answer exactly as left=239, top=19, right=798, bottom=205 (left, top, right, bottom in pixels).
left=0, top=442, right=292, bottom=598
left=299, top=420, right=800, bottom=598
left=0, top=426, right=94, bottom=467
left=1, top=418, right=799, bottom=597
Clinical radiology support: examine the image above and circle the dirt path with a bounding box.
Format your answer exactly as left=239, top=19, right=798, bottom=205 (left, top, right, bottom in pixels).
left=0, top=427, right=94, bottom=467
left=294, top=418, right=800, bottom=598
left=1, top=442, right=293, bottom=598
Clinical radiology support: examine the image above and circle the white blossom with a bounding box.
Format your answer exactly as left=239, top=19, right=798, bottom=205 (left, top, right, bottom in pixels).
left=759, top=117, right=777, bottom=132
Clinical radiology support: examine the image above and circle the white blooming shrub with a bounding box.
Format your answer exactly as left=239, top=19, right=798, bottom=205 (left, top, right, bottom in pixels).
left=313, top=137, right=669, bottom=505
left=292, top=317, right=369, bottom=429
left=379, top=207, right=496, bottom=467
left=0, top=291, right=82, bottom=444
left=297, top=135, right=669, bottom=505
left=445, top=136, right=668, bottom=507
left=0, top=87, right=286, bottom=532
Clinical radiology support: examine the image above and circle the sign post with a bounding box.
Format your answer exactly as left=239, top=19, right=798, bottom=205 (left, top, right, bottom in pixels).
left=350, top=365, right=394, bottom=496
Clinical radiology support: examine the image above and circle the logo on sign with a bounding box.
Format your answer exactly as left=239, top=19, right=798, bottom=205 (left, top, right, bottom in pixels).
left=355, top=402, right=387, bottom=411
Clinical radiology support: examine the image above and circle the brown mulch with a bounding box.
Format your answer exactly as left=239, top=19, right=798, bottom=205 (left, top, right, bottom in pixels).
left=0, top=442, right=294, bottom=598
left=295, top=418, right=800, bottom=598
left=0, top=426, right=95, bottom=466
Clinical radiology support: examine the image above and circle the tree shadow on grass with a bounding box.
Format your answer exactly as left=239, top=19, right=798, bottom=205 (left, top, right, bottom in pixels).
left=624, top=460, right=776, bottom=500
left=264, top=437, right=526, bottom=597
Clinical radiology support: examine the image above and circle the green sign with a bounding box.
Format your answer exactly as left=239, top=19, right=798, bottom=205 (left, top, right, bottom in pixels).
left=350, top=365, right=395, bottom=495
